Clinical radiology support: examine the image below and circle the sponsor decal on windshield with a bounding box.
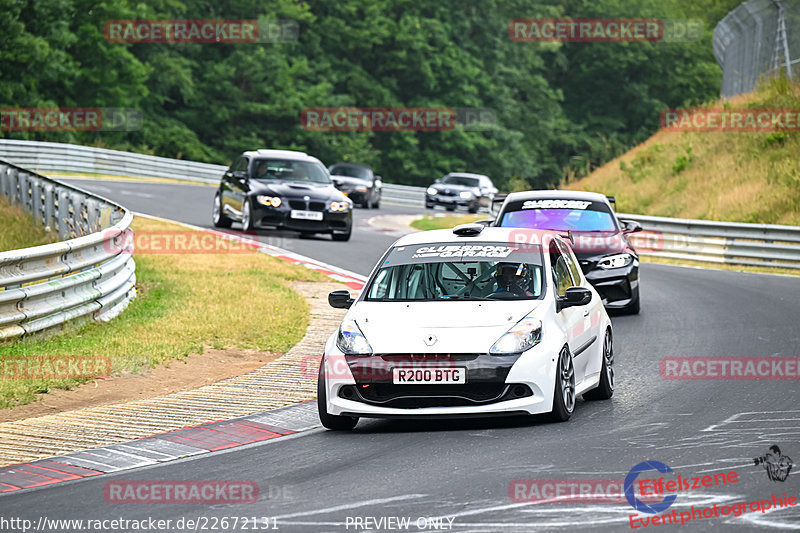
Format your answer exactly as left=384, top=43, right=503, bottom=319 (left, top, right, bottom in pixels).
left=412, top=245, right=515, bottom=259
left=521, top=199, right=592, bottom=210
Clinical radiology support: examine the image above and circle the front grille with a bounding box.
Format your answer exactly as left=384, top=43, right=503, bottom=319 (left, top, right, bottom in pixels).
left=339, top=383, right=532, bottom=408
left=438, top=189, right=457, bottom=196
left=288, top=200, right=325, bottom=211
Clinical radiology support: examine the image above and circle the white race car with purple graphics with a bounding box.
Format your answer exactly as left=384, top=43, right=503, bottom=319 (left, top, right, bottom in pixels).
left=317, top=224, right=614, bottom=429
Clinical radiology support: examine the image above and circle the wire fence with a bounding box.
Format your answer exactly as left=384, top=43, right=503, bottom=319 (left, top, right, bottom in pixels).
left=713, top=0, right=799, bottom=97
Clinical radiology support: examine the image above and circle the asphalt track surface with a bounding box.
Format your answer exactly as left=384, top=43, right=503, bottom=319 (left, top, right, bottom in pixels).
left=3, top=179, right=800, bottom=532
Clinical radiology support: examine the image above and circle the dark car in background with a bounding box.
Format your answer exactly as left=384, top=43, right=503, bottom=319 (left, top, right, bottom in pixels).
left=494, top=190, right=642, bottom=313
left=212, top=149, right=353, bottom=241
left=426, top=172, right=498, bottom=213
left=329, top=163, right=382, bottom=209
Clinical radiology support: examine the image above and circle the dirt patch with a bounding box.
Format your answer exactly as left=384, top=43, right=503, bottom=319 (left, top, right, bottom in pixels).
left=0, top=348, right=281, bottom=423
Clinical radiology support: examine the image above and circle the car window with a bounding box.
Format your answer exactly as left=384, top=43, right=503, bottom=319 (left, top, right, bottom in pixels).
left=230, top=157, right=247, bottom=173
left=441, top=176, right=479, bottom=187
left=499, top=199, right=618, bottom=232
left=549, top=242, right=572, bottom=298
left=251, top=159, right=330, bottom=183
left=365, top=260, right=544, bottom=301
left=558, top=240, right=583, bottom=286
left=330, top=165, right=370, bottom=180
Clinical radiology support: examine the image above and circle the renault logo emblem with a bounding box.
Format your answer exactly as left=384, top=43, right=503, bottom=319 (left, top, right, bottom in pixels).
left=424, top=334, right=438, bottom=346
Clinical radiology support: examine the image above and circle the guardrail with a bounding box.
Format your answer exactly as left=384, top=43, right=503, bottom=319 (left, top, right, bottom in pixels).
left=619, top=213, right=800, bottom=270
left=0, top=159, right=136, bottom=341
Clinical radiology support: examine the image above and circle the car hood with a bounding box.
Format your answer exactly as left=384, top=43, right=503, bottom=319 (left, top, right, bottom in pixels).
left=331, top=175, right=370, bottom=188
left=349, top=300, right=542, bottom=354
left=249, top=180, right=343, bottom=201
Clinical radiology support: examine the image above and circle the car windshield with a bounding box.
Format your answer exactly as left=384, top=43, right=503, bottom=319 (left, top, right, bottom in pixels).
left=441, top=175, right=480, bottom=187
left=330, top=165, right=369, bottom=180
left=365, top=242, right=544, bottom=301
left=251, top=159, right=330, bottom=184
left=499, top=199, right=618, bottom=232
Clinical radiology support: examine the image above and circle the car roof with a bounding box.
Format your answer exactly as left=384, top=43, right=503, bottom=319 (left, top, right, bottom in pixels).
left=504, top=189, right=609, bottom=203
left=244, top=149, right=323, bottom=165
left=444, top=172, right=489, bottom=179
left=392, top=226, right=558, bottom=247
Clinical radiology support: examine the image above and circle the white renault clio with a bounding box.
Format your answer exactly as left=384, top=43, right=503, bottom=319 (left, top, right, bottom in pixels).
left=318, top=224, right=614, bottom=430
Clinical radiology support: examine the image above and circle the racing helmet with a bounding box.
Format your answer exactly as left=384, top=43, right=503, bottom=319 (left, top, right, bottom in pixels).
left=494, top=263, right=528, bottom=292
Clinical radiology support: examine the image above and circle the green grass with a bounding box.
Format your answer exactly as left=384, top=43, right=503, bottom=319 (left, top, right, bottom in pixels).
left=410, top=214, right=488, bottom=231
left=566, top=78, right=800, bottom=226
left=0, top=196, right=60, bottom=252
left=0, top=217, right=327, bottom=409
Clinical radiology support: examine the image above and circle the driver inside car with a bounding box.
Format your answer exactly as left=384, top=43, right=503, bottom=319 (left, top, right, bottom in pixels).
left=492, top=263, right=534, bottom=297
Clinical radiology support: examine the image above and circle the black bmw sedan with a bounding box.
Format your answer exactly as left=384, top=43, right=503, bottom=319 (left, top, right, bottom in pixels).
left=329, top=162, right=382, bottom=209
left=493, top=190, right=642, bottom=314
left=212, top=149, right=353, bottom=241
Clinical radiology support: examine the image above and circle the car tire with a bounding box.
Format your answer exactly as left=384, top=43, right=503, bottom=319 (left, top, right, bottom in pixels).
left=548, top=346, right=575, bottom=422
left=446, top=205, right=456, bottom=212
left=374, top=197, right=380, bottom=209
left=317, top=362, right=358, bottom=430
left=212, top=193, right=232, bottom=228
left=332, top=226, right=352, bottom=241
left=425, top=202, right=433, bottom=209
left=468, top=202, right=479, bottom=214
left=241, top=197, right=254, bottom=231
left=584, top=328, right=614, bottom=401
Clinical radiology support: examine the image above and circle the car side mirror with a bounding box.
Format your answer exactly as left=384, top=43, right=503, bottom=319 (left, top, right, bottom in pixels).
left=374, top=176, right=383, bottom=187
left=232, top=170, right=247, bottom=180
left=474, top=219, right=494, bottom=227
left=556, top=286, right=592, bottom=312
left=620, top=219, right=642, bottom=233
left=328, top=290, right=354, bottom=309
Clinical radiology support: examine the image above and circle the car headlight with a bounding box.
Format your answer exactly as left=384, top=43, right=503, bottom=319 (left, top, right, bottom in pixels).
left=490, top=317, right=542, bottom=355
left=256, top=195, right=282, bottom=207
left=459, top=191, right=474, bottom=199
left=354, top=185, right=368, bottom=192
left=597, top=253, right=633, bottom=270
left=336, top=318, right=372, bottom=355
left=427, top=187, right=438, bottom=195
left=330, top=201, right=351, bottom=212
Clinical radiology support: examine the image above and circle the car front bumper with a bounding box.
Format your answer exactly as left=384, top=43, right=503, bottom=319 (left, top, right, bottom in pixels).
left=252, top=204, right=352, bottom=233
left=321, top=340, right=562, bottom=418
left=426, top=194, right=476, bottom=208
left=584, top=261, right=639, bottom=309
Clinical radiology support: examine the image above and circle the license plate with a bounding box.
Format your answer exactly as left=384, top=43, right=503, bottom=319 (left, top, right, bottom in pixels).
left=290, top=210, right=323, bottom=221
left=392, top=367, right=466, bottom=384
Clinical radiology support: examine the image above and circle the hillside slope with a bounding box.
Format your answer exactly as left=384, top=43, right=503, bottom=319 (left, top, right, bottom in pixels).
left=564, top=79, right=800, bottom=226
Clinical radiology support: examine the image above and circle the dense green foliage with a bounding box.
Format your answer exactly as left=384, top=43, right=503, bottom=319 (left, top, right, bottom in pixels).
left=0, top=0, right=742, bottom=189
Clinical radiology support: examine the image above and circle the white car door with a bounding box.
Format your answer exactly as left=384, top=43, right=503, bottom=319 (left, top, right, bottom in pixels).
left=558, top=240, right=603, bottom=383
left=549, top=242, right=587, bottom=386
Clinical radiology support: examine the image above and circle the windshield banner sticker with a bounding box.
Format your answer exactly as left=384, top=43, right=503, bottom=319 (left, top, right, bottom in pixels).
left=521, top=199, right=592, bottom=210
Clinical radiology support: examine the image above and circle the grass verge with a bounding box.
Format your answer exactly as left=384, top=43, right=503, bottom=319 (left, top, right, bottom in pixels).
left=410, top=214, right=488, bottom=231
left=564, top=78, right=800, bottom=225
left=0, top=216, right=327, bottom=409
left=0, top=196, right=60, bottom=252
